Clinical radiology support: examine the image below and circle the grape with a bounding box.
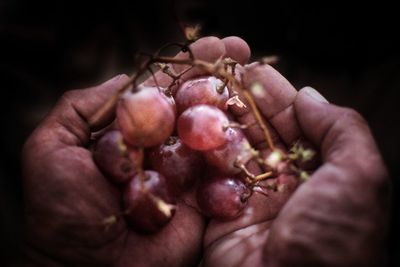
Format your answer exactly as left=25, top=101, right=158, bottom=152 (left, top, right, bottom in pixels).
left=149, top=136, right=205, bottom=195
left=197, top=174, right=250, bottom=220
left=177, top=104, right=229, bottom=151
left=123, top=170, right=176, bottom=233
left=175, top=76, right=229, bottom=113
left=116, top=86, right=176, bottom=147
left=204, top=128, right=253, bottom=175
left=96, top=74, right=265, bottom=232
left=92, top=130, right=137, bottom=183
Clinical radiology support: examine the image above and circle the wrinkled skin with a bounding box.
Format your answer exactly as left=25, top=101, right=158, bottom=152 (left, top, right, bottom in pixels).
left=20, top=36, right=390, bottom=267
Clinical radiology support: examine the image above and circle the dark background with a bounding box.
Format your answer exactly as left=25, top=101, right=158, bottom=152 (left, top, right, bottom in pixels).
left=1, top=0, right=399, bottom=266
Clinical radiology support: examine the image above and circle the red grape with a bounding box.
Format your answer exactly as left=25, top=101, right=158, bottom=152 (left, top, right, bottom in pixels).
left=177, top=104, right=229, bottom=151
left=175, top=76, right=229, bottom=113
left=93, top=71, right=271, bottom=233
left=123, top=170, right=176, bottom=233
left=92, top=130, right=137, bottom=183
left=149, top=136, right=205, bottom=195
left=204, top=128, right=253, bottom=175
left=116, top=86, right=176, bottom=147
left=197, top=175, right=250, bottom=220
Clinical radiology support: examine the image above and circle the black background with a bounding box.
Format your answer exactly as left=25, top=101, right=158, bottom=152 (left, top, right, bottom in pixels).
left=1, top=0, right=399, bottom=266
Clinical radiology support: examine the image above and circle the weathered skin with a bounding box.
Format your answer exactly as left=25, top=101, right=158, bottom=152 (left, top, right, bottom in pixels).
left=202, top=63, right=389, bottom=267
left=20, top=36, right=249, bottom=267
left=20, top=35, right=389, bottom=267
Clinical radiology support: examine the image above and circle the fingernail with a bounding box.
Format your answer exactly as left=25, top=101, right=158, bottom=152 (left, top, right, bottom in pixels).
left=111, top=74, right=122, bottom=81
left=303, top=86, right=328, bottom=103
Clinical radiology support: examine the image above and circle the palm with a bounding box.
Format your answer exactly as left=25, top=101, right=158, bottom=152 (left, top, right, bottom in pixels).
left=21, top=36, right=387, bottom=267
left=23, top=141, right=204, bottom=266
left=202, top=63, right=389, bottom=267
left=21, top=36, right=251, bottom=267
left=202, top=63, right=304, bottom=266
left=203, top=175, right=299, bottom=266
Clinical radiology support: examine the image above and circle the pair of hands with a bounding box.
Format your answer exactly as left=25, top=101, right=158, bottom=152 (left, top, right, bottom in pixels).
left=21, top=36, right=390, bottom=267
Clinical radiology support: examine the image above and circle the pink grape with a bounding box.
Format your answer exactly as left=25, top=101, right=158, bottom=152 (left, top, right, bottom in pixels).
left=92, top=130, right=137, bottom=183
left=116, top=86, right=176, bottom=147
left=177, top=104, right=229, bottom=151
left=149, top=136, right=205, bottom=195
left=175, top=76, right=229, bottom=113
left=197, top=174, right=250, bottom=220
left=204, top=128, right=253, bottom=175
left=123, top=170, right=176, bottom=233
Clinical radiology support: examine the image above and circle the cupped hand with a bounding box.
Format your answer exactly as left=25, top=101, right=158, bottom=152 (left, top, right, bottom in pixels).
left=21, top=35, right=390, bottom=267
left=20, top=36, right=250, bottom=267
left=202, top=63, right=390, bottom=267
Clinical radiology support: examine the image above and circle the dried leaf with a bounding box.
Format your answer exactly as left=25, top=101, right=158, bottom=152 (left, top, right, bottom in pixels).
left=226, top=95, right=247, bottom=108
left=184, top=24, right=201, bottom=42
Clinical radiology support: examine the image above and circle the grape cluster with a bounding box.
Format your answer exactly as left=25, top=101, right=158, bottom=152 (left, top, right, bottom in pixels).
left=93, top=76, right=273, bottom=233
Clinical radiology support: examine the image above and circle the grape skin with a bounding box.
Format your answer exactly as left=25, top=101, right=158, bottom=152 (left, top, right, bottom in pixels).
left=95, top=75, right=260, bottom=232
left=175, top=76, right=229, bottom=113
left=197, top=175, right=250, bottom=221
left=149, top=136, right=205, bottom=195
left=177, top=104, right=229, bottom=151
left=117, top=86, right=176, bottom=147
left=204, top=128, right=253, bottom=175
left=123, top=170, right=176, bottom=233
left=92, top=130, right=136, bottom=184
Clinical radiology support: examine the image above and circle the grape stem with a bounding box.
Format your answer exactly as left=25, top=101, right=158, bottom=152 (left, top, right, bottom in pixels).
left=236, top=162, right=273, bottom=185
left=89, top=54, right=275, bottom=153
left=147, top=193, right=176, bottom=218
left=129, top=147, right=146, bottom=191
left=160, top=57, right=276, bottom=151
left=88, top=58, right=151, bottom=128
left=88, top=42, right=291, bottom=187
left=241, top=90, right=275, bottom=150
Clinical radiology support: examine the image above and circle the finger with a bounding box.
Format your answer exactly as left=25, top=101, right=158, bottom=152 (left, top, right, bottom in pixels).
left=233, top=105, right=282, bottom=150
left=239, top=63, right=301, bottom=146
left=174, top=36, right=251, bottom=79
left=295, top=86, right=386, bottom=176
left=228, top=65, right=283, bottom=151
left=26, top=74, right=131, bottom=150
left=263, top=87, right=390, bottom=266
left=221, top=36, right=251, bottom=65
left=144, top=36, right=226, bottom=88
left=144, top=36, right=251, bottom=89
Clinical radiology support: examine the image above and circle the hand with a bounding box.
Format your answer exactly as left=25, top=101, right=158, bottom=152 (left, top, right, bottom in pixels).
left=202, top=64, right=390, bottom=267
left=20, top=36, right=250, bottom=267
left=21, top=35, right=390, bottom=267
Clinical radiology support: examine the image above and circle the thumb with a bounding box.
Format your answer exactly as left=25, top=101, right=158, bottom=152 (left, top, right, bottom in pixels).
left=262, top=87, right=390, bottom=267
left=25, top=74, right=130, bottom=150
left=294, top=86, right=386, bottom=180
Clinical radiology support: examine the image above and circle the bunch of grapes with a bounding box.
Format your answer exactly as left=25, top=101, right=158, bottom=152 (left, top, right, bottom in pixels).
left=91, top=47, right=314, bottom=234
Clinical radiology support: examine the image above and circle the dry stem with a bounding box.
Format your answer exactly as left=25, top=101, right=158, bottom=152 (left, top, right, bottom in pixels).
left=89, top=42, right=312, bottom=185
